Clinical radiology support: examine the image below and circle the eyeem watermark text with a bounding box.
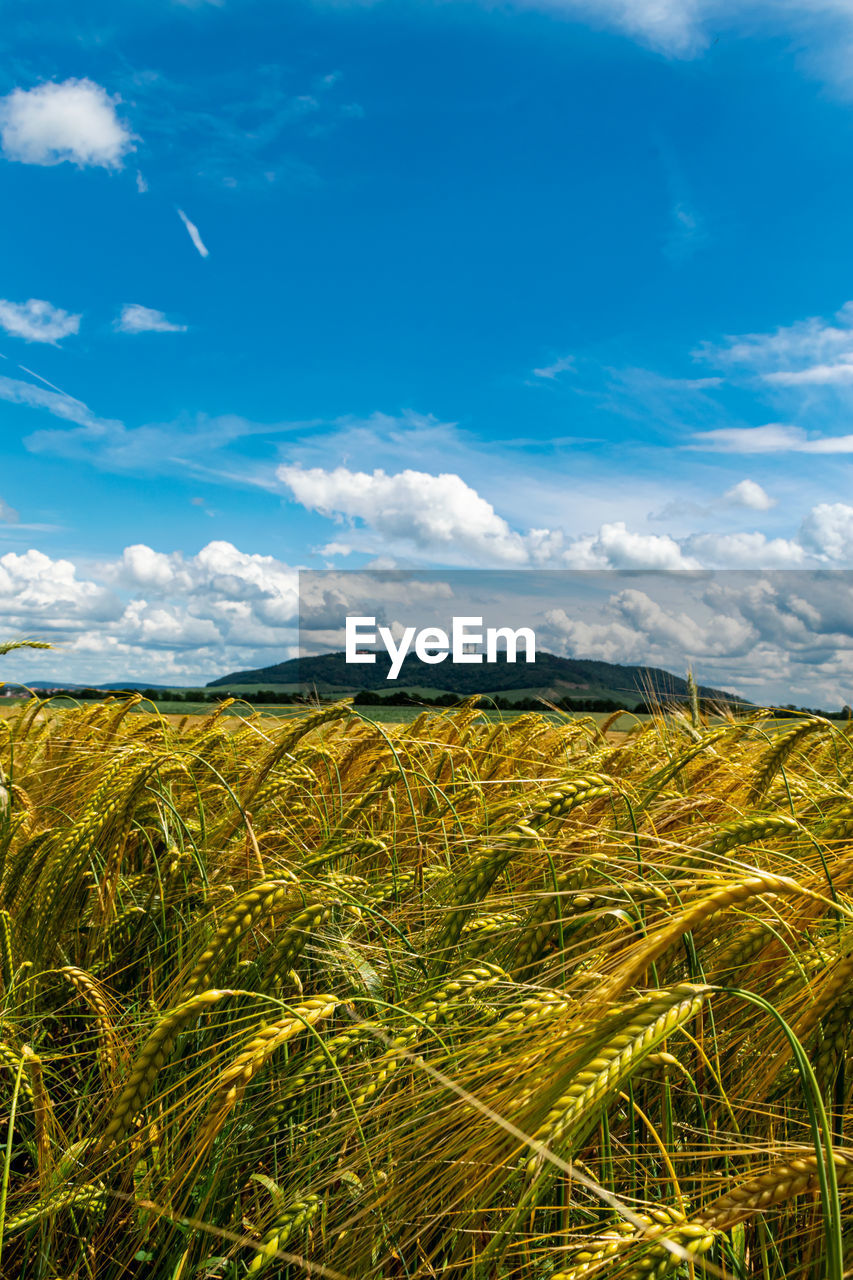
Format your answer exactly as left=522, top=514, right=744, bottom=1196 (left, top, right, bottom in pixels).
left=345, top=616, right=536, bottom=680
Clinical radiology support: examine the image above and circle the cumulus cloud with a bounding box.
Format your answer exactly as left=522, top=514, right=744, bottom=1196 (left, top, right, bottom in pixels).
left=0, top=540, right=302, bottom=684
left=110, top=541, right=299, bottom=625
left=683, top=531, right=806, bottom=568
left=723, top=479, right=775, bottom=510
left=0, top=79, right=134, bottom=169
left=613, top=588, right=745, bottom=652
left=544, top=585, right=752, bottom=671
left=799, top=503, right=853, bottom=562
left=0, top=299, right=81, bottom=344
left=562, top=522, right=697, bottom=570
left=538, top=573, right=853, bottom=706
left=278, top=462, right=530, bottom=565
left=0, top=549, right=121, bottom=631
left=177, top=208, right=210, bottom=258
left=115, top=304, right=187, bottom=334
left=543, top=608, right=643, bottom=664
left=113, top=545, right=189, bottom=591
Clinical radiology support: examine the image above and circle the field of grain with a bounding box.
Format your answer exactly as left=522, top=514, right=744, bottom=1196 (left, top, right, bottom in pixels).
left=0, top=691, right=852, bottom=1278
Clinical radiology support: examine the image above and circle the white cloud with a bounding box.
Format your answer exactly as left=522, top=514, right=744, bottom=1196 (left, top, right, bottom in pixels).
left=0, top=498, right=19, bottom=523
left=765, top=363, right=853, bottom=386
left=684, top=531, right=806, bottom=567
left=318, top=541, right=354, bottom=557
left=697, top=301, right=853, bottom=388
left=0, top=299, right=81, bottom=344
left=278, top=462, right=530, bottom=564
left=612, top=587, right=753, bottom=653
left=531, top=355, right=575, bottom=380
left=120, top=599, right=222, bottom=649
left=544, top=586, right=754, bottom=668
left=177, top=208, right=210, bottom=258
left=651, top=479, right=777, bottom=522
left=0, top=79, right=134, bottom=169
left=0, top=549, right=121, bottom=631
left=799, top=503, right=853, bottom=561
left=0, top=374, right=104, bottom=429
left=723, top=479, right=775, bottom=510
left=116, top=304, right=187, bottom=334
left=664, top=200, right=707, bottom=260
left=563, top=522, right=698, bottom=570
left=543, top=608, right=644, bottom=664
left=689, top=424, right=853, bottom=453
left=530, top=0, right=706, bottom=55
left=0, top=540, right=301, bottom=684
left=497, top=2, right=853, bottom=65
left=114, top=545, right=188, bottom=591
left=109, top=541, right=298, bottom=623
left=17, top=392, right=281, bottom=475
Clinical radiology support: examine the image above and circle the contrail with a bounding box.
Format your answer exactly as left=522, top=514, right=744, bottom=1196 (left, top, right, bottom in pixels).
left=177, top=207, right=210, bottom=259
left=17, top=363, right=86, bottom=403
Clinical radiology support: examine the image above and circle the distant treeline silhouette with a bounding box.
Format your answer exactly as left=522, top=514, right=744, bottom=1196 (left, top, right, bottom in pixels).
left=5, top=686, right=851, bottom=719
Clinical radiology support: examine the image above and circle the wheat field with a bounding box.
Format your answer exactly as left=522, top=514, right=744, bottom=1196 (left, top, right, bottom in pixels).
left=1, top=689, right=852, bottom=1278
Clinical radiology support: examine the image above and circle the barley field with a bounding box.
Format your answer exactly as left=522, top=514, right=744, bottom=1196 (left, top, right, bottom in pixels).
left=1, top=690, right=852, bottom=1279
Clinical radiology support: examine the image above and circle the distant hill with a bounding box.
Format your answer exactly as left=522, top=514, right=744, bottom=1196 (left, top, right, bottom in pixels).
left=2, top=680, right=178, bottom=692
left=207, top=650, right=742, bottom=709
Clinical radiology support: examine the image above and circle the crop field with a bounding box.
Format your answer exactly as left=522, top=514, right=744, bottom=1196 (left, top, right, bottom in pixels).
left=1, top=692, right=853, bottom=1278
left=0, top=700, right=648, bottom=730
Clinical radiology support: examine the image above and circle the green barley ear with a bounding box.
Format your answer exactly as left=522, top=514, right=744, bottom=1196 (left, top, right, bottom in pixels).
left=247, top=1192, right=321, bottom=1275
left=526, top=983, right=710, bottom=1175
left=181, top=878, right=299, bottom=998
left=748, top=717, right=830, bottom=803
left=2, top=1183, right=105, bottom=1238
left=551, top=1207, right=718, bottom=1280
left=100, top=988, right=230, bottom=1147
left=0, top=911, right=13, bottom=992
left=686, top=667, right=700, bottom=730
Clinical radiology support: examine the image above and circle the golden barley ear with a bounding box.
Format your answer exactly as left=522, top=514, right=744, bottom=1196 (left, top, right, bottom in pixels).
left=0, top=639, right=53, bottom=657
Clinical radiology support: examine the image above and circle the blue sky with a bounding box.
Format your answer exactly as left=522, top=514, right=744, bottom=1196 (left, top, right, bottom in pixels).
left=7, top=0, right=853, bottom=688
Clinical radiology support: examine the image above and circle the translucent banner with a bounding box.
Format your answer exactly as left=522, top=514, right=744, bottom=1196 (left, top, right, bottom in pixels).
left=296, top=568, right=853, bottom=713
